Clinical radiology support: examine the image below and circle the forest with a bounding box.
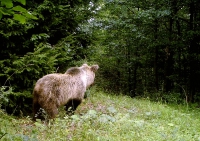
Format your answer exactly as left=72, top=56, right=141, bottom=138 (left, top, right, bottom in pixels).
left=0, top=0, right=200, bottom=116
left=1, top=0, right=200, bottom=140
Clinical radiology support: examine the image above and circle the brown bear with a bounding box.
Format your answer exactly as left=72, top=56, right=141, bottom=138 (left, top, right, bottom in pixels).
left=32, top=64, right=99, bottom=121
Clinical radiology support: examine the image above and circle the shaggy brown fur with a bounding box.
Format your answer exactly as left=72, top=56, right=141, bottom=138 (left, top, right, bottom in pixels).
left=33, top=64, right=99, bottom=121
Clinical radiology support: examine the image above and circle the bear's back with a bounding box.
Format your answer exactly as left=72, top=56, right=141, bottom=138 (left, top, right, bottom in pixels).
left=65, top=67, right=82, bottom=75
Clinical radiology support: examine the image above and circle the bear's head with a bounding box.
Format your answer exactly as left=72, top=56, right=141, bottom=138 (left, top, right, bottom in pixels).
left=65, top=64, right=99, bottom=88
left=81, top=64, right=99, bottom=88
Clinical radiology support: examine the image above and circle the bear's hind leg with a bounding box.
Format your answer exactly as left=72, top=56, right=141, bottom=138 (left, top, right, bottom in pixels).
left=65, top=99, right=82, bottom=115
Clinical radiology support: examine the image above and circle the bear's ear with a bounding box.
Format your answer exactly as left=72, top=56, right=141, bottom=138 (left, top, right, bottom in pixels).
left=91, top=65, right=99, bottom=72
left=82, top=64, right=89, bottom=67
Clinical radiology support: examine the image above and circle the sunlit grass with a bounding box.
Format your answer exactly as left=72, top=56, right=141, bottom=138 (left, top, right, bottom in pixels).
left=1, top=89, right=200, bottom=140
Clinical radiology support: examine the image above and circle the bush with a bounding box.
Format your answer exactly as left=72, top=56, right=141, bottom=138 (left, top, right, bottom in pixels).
left=0, top=44, right=71, bottom=115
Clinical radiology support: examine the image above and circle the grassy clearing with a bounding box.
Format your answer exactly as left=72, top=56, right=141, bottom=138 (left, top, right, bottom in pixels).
left=1, top=89, right=200, bottom=141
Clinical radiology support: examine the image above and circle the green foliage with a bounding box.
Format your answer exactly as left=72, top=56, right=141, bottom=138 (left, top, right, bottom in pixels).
left=0, top=86, right=13, bottom=109
left=0, top=0, right=37, bottom=23
left=143, top=91, right=186, bottom=105
left=0, top=44, right=71, bottom=115
left=91, top=0, right=200, bottom=103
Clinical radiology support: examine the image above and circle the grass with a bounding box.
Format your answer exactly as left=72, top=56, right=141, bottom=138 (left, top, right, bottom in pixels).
left=1, top=89, right=200, bottom=141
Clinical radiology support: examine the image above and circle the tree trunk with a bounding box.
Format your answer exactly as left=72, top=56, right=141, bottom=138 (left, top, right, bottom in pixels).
left=188, top=1, right=195, bottom=102
left=154, top=19, right=159, bottom=91
left=164, top=17, right=173, bottom=92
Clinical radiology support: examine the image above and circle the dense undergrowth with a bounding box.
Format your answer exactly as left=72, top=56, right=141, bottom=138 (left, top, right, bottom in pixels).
left=1, top=88, right=200, bottom=141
